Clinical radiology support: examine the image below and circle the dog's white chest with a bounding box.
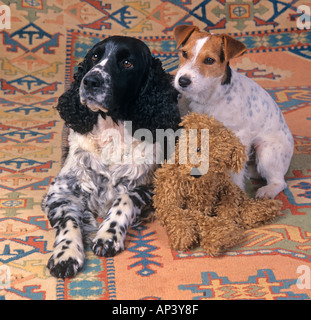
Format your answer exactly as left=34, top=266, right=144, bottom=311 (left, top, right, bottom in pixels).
left=188, top=70, right=286, bottom=145
left=63, top=116, right=157, bottom=200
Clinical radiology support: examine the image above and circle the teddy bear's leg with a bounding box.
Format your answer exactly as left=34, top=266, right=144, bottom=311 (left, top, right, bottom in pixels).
left=212, top=189, right=244, bottom=223
left=156, top=207, right=199, bottom=251
left=197, top=216, right=245, bottom=256
left=187, top=191, right=246, bottom=256
left=239, top=199, right=281, bottom=229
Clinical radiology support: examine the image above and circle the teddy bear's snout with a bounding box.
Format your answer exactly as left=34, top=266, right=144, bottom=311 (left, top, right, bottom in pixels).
left=190, top=166, right=207, bottom=178
left=191, top=174, right=202, bottom=179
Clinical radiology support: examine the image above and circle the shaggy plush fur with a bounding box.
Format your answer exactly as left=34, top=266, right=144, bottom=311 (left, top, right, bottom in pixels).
left=153, top=113, right=281, bottom=256
left=42, top=36, right=180, bottom=278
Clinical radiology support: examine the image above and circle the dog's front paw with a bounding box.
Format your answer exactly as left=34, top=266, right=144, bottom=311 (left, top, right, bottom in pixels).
left=47, top=242, right=84, bottom=278
left=47, top=256, right=83, bottom=278
left=92, top=232, right=125, bottom=257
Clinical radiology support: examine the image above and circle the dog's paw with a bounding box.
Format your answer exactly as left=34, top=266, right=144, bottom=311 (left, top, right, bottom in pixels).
left=47, top=256, right=83, bottom=278
left=47, top=241, right=84, bottom=278
left=256, top=182, right=286, bottom=199
left=91, top=232, right=125, bottom=257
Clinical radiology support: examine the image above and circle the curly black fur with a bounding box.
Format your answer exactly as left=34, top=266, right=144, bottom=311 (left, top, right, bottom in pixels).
left=126, top=57, right=180, bottom=138
left=56, top=51, right=99, bottom=134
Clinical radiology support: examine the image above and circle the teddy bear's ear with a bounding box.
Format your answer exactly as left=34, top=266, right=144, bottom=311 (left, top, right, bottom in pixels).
left=225, top=134, right=248, bottom=173
left=210, top=122, right=247, bottom=173
left=226, top=143, right=247, bottom=173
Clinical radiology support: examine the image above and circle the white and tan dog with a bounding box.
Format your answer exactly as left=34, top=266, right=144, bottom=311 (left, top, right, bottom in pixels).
left=174, top=25, right=294, bottom=199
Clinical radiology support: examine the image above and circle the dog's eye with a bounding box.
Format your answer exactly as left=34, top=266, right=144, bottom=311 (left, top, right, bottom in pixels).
left=181, top=50, right=188, bottom=59
left=204, top=57, right=215, bottom=65
left=122, top=60, right=133, bottom=69
left=197, top=147, right=201, bottom=152
left=92, top=53, right=99, bottom=62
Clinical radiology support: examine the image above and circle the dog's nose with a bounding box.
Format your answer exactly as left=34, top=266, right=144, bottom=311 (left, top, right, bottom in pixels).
left=178, top=76, right=191, bottom=88
left=83, top=75, right=101, bottom=90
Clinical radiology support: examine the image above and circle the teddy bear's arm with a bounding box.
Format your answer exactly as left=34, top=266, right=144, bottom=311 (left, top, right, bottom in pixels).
left=153, top=167, right=199, bottom=251
left=197, top=214, right=245, bottom=256
left=153, top=166, right=186, bottom=211
left=156, top=206, right=199, bottom=251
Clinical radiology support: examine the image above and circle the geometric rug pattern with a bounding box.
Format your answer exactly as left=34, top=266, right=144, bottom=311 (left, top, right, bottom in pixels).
left=0, top=0, right=310, bottom=299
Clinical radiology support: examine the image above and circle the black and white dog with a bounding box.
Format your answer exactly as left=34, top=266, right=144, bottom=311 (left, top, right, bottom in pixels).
left=42, top=36, right=180, bottom=278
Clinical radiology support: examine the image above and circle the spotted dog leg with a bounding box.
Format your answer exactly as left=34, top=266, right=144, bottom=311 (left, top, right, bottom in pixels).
left=92, top=187, right=153, bottom=257
left=43, top=176, right=94, bottom=278
left=47, top=214, right=84, bottom=279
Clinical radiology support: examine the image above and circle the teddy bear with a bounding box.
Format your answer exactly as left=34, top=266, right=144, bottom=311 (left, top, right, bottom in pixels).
left=153, top=113, right=281, bottom=256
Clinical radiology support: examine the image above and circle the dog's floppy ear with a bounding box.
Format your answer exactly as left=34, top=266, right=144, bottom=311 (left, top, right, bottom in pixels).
left=174, top=25, right=199, bottom=48
left=130, top=57, right=180, bottom=141
left=56, top=52, right=99, bottom=134
left=221, top=34, right=246, bottom=61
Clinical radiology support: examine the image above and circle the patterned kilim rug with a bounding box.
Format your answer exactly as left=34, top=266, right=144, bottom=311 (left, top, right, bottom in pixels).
left=0, top=0, right=310, bottom=300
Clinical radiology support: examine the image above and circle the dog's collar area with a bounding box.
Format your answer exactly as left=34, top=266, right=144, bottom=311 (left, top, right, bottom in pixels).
left=99, top=110, right=107, bottom=119
left=221, top=63, right=232, bottom=85
left=99, top=111, right=121, bottom=128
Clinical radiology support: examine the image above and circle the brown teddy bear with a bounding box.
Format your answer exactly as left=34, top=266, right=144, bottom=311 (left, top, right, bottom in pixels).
left=153, top=113, right=281, bottom=256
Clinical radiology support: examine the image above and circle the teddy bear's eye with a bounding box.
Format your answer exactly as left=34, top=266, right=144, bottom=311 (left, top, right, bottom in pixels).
left=197, top=147, right=201, bottom=152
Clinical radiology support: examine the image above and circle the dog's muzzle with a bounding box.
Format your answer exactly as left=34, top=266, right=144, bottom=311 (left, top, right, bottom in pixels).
left=178, top=76, right=192, bottom=88
left=80, top=72, right=110, bottom=112
left=83, top=74, right=103, bottom=93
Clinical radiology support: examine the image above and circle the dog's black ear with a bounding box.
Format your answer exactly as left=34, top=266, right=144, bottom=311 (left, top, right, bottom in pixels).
left=131, top=57, right=181, bottom=139
left=56, top=53, right=98, bottom=134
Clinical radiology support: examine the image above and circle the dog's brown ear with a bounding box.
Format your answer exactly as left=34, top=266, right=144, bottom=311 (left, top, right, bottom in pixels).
left=221, top=34, right=246, bottom=61
left=174, top=25, right=199, bottom=48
